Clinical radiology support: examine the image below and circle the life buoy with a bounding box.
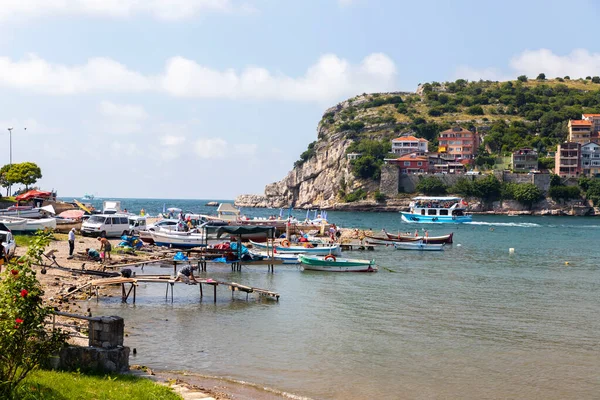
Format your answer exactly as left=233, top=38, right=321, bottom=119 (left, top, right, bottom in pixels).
left=324, top=255, right=336, bottom=262
left=281, top=239, right=291, bottom=248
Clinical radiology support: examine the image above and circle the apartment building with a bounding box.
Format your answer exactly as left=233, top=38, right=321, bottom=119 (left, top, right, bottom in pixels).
left=555, top=142, right=580, bottom=177
left=438, top=126, right=479, bottom=159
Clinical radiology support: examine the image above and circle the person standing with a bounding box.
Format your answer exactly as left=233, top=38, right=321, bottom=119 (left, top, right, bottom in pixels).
left=68, top=228, right=76, bottom=259
left=97, top=237, right=112, bottom=262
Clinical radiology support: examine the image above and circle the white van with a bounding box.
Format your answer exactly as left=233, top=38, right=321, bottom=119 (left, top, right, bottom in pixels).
left=81, top=214, right=131, bottom=238
left=128, top=215, right=147, bottom=235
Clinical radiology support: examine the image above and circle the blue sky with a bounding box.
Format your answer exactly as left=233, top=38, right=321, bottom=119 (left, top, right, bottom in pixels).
left=1, top=0, right=599, bottom=199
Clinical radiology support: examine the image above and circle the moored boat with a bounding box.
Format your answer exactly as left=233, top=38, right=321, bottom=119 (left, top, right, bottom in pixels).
left=150, top=231, right=207, bottom=248
left=249, top=240, right=342, bottom=256
left=382, top=231, right=453, bottom=244
left=298, top=254, right=377, bottom=272
left=393, top=241, right=445, bottom=251
left=401, top=196, right=472, bottom=224
left=24, top=218, right=57, bottom=232
left=0, top=218, right=27, bottom=232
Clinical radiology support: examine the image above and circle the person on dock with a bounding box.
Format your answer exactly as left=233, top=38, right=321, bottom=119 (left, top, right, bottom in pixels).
left=67, top=228, right=76, bottom=259
left=97, top=237, right=112, bottom=262
left=174, top=265, right=198, bottom=284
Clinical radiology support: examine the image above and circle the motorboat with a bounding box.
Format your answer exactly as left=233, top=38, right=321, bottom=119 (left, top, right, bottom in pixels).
left=150, top=230, right=207, bottom=249
left=393, top=241, right=445, bottom=251
left=0, top=218, right=27, bottom=232
left=365, top=231, right=453, bottom=244
left=298, top=254, right=377, bottom=272
left=401, top=196, right=472, bottom=224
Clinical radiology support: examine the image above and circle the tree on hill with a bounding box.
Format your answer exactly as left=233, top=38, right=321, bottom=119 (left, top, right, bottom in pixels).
left=472, top=174, right=502, bottom=204
left=416, top=177, right=447, bottom=195
left=512, top=183, right=543, bottom=209
left=536, top=73, right=546, bottom=81
left=517, top=75, right=528, bottom=82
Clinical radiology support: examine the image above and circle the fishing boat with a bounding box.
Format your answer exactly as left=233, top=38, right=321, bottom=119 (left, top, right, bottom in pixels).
left=24, top=218, right=57, bottom=232
left=250, top=251, right=300, bottom=264
left=150, top=230, right=207, bottom=248
left=380, top=230, right=453, bottom=244
left=0, top=218, right=27, bottom=232
left=393, top=241, right=445, bottom=251
left=401, top=196, right=472, bottom=224
left=0, top=205, right=43, bottom=218
left=298, top=254, right=377, bottom=272
left=249, top=240, right=342, bottom=256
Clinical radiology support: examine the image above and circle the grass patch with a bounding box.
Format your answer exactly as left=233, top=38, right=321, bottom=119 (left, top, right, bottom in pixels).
left=18, top=370, right=181, bottom=400
left=14, top=233, right=67, bottom=247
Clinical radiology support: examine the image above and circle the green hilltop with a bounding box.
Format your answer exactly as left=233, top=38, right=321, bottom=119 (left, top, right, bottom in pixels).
left=293, top=75, right=600, bottom=180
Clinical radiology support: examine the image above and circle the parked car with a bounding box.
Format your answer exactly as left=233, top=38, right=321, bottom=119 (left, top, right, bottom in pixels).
left=0, top=228, right=16, bottom=260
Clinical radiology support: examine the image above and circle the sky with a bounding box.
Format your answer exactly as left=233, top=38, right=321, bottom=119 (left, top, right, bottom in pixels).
left=1, top=0, right=600, bottom=199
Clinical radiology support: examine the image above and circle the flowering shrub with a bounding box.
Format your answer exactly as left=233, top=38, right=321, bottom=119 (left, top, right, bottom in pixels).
left=0, top=231, right=67, bottom=397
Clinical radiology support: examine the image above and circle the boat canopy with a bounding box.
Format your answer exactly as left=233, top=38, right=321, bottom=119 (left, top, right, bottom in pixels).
left=15, top=190, right=52, bottom=201
left=413, top=196, right=462, bottom=201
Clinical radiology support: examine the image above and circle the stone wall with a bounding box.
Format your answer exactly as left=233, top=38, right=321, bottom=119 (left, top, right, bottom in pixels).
left=52, top=315, right=130, bottom=373
left=381, top=167, right=553, bottom=195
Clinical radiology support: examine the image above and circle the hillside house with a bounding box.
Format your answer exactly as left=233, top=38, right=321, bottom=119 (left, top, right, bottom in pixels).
left=391, top=135, right=428, bottom=156
left=438, top=126, right=479, bottom=159
left=511, top=148, right=538, bottom=172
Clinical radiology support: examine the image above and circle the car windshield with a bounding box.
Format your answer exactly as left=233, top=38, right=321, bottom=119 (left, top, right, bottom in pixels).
left=88, top=216, right=106, bottom=224
left=0, top=233, right=7, bottom=243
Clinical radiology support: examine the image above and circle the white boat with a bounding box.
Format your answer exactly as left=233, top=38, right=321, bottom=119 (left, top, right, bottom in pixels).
left=150, top=231, right=207, bottom=248
left=401, top=196, right=472, bottom=224
left=249, top=240, right=342, bottom=256
left=393, top=241, right=445, bottom=251
left=299, top=254, right=377, bottom=272
left=24, top=218, right=57, bottom=232
left=250, top=251, right=300, bottom=264
left=0, top=206, right=43, bottom=218
left=0, top=218, right=27, bottom=232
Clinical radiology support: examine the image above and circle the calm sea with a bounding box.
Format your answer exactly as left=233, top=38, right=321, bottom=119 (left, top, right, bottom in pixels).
left=78, top=198, right=600, bottom=400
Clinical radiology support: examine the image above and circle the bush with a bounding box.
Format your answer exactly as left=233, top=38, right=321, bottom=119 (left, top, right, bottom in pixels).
left=467, top=105, right=484, bottom=115
left=517, top=75, right=528, bottom=82
left=345, top=189, right=367, bottom=203
left=512, top=183, right=543, bottom=208
left=593, top=76, right=600, bottom=84
left=451, top=177, right=475, bottom=196
left=548, top=185, right=580, bottom=202
left=416, top=177, right=447, bottom=195
left=373, top=191, right=386, bottom=202
left=537, top=73, right=546, bottom=81
left=473, top=174, right=502, bottom=203
left=0, top=231, right=68, bottom=397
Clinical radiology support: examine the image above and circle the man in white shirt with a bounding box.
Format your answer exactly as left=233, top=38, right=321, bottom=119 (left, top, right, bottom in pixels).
left=68, top=228, right=76, bottom=259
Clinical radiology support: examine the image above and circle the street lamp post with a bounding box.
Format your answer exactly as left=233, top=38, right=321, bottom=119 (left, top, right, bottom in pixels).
left=7, top=127, right=13, bottom=166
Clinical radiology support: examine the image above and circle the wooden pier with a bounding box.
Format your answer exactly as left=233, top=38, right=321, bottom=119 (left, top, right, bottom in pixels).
left=88, top=275, right=280, bottom=304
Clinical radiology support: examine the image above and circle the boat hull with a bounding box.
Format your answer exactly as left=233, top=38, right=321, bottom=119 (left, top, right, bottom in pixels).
left=150, top=232, right=207, bottom=248
left=401, top=212, right=472, bottom=224
left=382, top=232, right=453, bottom=244
left=393, top=242, right=445, bottom=251
left=250, top=240, right=341, bottom=256
left=299, top=255, right=377, bottom=272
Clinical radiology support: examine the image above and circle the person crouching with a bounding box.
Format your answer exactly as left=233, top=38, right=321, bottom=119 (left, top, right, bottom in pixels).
left=174, top=265, right=198, bottom=284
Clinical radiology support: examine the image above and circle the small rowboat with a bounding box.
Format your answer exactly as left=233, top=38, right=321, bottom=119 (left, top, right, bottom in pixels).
left=150, top=231, right=207, bottom=249
left=393, top=241, right=444, bottom=251
left=383, top=231, right=453, bottom=244
left=249, top=240, right=342, bottom=256
left=298, top=254, right=377, bottom=272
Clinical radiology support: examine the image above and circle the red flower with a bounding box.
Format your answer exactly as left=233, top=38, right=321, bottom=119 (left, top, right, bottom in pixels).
left=15, top=318, right=23, bottom=324
left=10, top=269, right=18, bottom=276
left=20, top=289, right=28, bottom=297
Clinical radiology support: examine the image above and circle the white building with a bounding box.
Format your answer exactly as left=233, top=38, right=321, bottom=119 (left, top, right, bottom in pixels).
left=391, top=135, right=428, bottom=156
left=581, top=141, right=600, bottom=177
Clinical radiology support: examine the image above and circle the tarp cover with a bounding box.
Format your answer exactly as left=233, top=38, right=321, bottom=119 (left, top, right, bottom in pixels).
left=58, top=210, right=85, bottom=219
left=215, top=225, right=275, bottom=238
left=15, top=190, right=52, bottom=201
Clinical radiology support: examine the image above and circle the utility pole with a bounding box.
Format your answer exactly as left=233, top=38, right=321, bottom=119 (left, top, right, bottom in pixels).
left=7, top=127, right=13, bottom=165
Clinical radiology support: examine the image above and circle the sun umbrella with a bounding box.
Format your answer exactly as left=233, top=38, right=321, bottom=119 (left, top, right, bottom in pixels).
left=58, top=210, right=85, bottom=220
left=167, top=207, right=182, bottom=213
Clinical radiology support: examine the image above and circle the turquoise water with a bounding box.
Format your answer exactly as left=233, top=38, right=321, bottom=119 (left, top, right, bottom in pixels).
left=83, top=199, right=600, bottom=399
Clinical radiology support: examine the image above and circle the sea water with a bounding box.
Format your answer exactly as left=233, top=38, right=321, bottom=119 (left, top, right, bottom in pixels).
left=79, top=199, right=600, bottom=399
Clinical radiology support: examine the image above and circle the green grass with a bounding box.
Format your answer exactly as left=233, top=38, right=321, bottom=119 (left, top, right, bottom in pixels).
left=14, top=233, right=67, bottom=248
left=18, top=370, right=181, bottom=399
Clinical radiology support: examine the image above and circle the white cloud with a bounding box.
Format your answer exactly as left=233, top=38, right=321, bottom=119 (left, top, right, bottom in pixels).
left=0, top=0, right=247, bottom=21
left=98, top=101, right=148, bottom=134
left=0, top=55, right=151, bottom=94
left=194, top=138, right=257, bottom=159
left=160, top=135, right=186, bottom=146
left=456, top=48, right=600, bottom=81
left=0, top=53, right=397, bottom=103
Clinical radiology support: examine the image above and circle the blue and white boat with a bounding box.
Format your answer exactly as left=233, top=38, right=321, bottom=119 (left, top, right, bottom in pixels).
left=400, top=196, right=472, bottom=224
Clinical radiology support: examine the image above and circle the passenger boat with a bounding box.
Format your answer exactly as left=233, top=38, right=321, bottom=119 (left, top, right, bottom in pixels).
left=298, top=254, right=377, bottom=272
left=393, top=241, right=445, bottom=251
left=150, top=231, right=207, bottom=249
left=401, top=196, right=472, bottom=224
left=249, top=240, right=342, bottom=256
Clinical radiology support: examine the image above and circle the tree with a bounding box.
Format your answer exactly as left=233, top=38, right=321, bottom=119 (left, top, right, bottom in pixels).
left=536, top=73, right=546, bottom=80
left=467, top=105, right=484, bottom=115
left=512, top=183, right=543, bottom=208
left=351, top=155, right=382, bottom=180
left=472, top=174, right=502, bottom=203
left=517, top=75, right=528, bottom=82
left=592, top=76, right=600, bottom=84
left=564, top=76, right=570, bottom=80
left=550, top=174, right=562, bottom=187
left=5, top=162, right=42, bottom=190
left=451, top=177, right=475, bottom=197
left=0, top=164, right=13, bottom=196
left=0, top=232, right=68, bottom=397
left=416, top=176, right=447, bottom=195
